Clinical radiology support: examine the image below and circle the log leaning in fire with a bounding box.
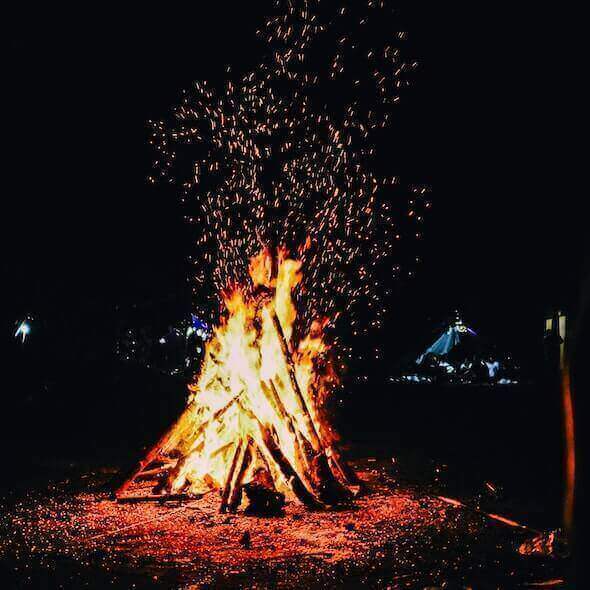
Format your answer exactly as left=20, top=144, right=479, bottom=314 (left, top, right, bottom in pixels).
left=134, top=467, right=172, bottom=482
left=227, top=438, right=254, bottom=512
left=272, top=312, right=357, bottom=488
left=235, top=397, right=325, bottom=509
left=265, top=379, right=312, bottom=476
left=220, top=438, right=246, bottom=513
left=325, top=445, right=361, bottom=487
left=161, top=394, right=244, bottom=494
left=260, top=426, right=325, bottom=510
left=269, top=309, right=322, bottom=452
left=116, top=394, right=242, bottom=499
left=251, top=386, right=326, bottom=505
left=270, top=308, right=353, bottom=502
left=115, top=400, right=198, bottom=498
left=270, top=306, right=352, bottom=481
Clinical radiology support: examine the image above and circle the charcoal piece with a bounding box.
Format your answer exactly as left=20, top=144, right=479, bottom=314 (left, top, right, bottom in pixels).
left=243, top=482, right=286, bottom=516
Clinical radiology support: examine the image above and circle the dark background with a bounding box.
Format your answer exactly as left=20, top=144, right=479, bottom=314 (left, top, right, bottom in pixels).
left=5, top=5, right=581, bottom=360
left=3, top=5, right=584, bottom=526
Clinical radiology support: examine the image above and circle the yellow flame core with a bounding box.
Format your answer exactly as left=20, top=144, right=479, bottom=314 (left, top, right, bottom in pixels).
left=168, top=248, right=337, bottom=497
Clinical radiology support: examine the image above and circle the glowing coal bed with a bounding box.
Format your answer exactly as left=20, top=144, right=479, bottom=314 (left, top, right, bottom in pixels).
left=0, top=459, right=565, bottom=589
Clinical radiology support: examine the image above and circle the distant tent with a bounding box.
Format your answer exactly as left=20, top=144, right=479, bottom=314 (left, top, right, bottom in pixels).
left=416, top=316, right=477, bottom=364
left=393, top=313, right=521, bottom=385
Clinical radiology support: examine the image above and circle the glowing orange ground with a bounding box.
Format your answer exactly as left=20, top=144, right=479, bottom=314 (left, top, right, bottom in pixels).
left=0, top=459, right=564, bottom=588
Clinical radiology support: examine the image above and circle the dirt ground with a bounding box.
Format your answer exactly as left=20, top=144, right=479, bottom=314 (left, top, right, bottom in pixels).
left=0, top=459, right=566, bottom=589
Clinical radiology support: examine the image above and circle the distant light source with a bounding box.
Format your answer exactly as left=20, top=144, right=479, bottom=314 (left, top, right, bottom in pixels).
left=15, top=320, right=31, bottom=343
left=545, top=310, right=567, bottom=369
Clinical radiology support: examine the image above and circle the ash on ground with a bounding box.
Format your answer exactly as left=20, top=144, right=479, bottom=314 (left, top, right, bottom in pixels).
left=0, top=459, right=566, bottom=589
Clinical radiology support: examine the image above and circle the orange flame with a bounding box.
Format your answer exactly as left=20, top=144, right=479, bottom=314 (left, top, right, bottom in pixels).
left=165, top=247, right=339, bottom=499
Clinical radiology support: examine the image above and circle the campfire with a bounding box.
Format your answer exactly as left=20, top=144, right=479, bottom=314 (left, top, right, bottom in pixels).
left=117, top=247, right=358, bottom=512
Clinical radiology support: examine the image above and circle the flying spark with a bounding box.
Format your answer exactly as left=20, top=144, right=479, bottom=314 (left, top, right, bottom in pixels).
left=150, top=0, right=430, bottom=367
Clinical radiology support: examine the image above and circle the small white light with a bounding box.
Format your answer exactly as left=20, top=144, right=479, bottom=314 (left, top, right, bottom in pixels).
left=15, top=320, right=31, bottom=343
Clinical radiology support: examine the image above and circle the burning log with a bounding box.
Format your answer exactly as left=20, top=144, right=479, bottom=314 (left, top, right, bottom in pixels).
left=265, top=379, right=312, bottom=475
left=325, top=445, right=362, bottom=487
left=114, top=400, right=198, bottom=498
left=270, top=309, right=322, bottom=452
left=219, top=438, right=245, bottom=512
left=259, top=426, right=326, bottom=510
left=134, top=467, right=171, bottom=482
left=227, top=439, right=255, bottom=512
left=220, top=438, right=253, bottom=513
left=233, top=396, right=325, bottom=509
left=243, top=467, right=286, bottom=516
left=268, top=307, right=353, bottom=504
left=116, top=394, right=243, bottom=499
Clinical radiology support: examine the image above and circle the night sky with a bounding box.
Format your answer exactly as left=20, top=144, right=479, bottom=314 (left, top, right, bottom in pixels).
left=5, top=5, right=582, bottom=373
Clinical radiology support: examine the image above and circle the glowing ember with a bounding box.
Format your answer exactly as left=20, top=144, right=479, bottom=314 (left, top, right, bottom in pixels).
left=1, top=461, right=564, bottom=588
left=118, top=247, right=356, bottom=509
left=149, top=0, right=432, bottom=368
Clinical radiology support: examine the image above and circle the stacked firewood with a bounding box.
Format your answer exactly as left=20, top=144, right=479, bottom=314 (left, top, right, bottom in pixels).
left=116, top=252, right=359, bottom=513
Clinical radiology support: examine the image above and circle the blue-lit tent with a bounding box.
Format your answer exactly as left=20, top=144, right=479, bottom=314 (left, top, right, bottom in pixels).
left=393, top=314, right=520, bottom=385
left=416, top=319, right=477, bottom=364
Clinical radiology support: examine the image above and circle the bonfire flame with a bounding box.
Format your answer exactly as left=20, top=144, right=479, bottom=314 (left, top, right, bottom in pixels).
left=117, top=247, right=357, bottom=511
